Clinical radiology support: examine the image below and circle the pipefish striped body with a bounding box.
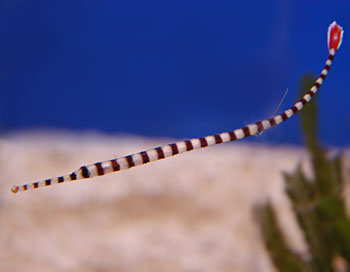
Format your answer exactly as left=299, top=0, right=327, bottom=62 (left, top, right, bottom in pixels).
left=11, top=21, right=344, bottom=194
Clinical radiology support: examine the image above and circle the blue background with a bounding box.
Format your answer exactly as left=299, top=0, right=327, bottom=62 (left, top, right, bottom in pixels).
left=1, top=0, right=349, bottom=146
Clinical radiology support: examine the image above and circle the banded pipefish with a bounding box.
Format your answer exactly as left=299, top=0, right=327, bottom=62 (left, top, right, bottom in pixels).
left=11, top=21, right=344, bottom=193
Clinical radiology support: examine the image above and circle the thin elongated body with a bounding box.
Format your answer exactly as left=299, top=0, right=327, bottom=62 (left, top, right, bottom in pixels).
left=11, top=21, right=343, bottom=194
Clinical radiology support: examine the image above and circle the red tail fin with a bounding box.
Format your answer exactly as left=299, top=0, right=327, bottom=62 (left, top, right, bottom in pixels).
left=328, top=21, right=344, bottom=52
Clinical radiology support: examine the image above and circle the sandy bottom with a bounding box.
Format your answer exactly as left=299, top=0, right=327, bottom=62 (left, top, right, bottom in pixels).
left=0, top=131, right=331, bottom=272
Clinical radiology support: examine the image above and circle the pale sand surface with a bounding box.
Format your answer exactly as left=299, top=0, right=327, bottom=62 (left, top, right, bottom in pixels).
left=0, top=131, right=330, bottom=272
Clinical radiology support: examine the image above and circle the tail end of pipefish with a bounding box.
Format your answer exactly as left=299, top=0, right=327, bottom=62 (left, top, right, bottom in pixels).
left=328, top=21, right=344, bottom=53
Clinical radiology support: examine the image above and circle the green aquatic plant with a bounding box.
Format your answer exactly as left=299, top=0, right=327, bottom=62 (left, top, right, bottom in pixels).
left=260, top=75, right=350, bottom=272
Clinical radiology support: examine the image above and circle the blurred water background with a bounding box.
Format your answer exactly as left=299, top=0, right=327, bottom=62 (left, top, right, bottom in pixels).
left=1, top=2, right=350, bottom=272
left=1, top=0, right=349, bottom=146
